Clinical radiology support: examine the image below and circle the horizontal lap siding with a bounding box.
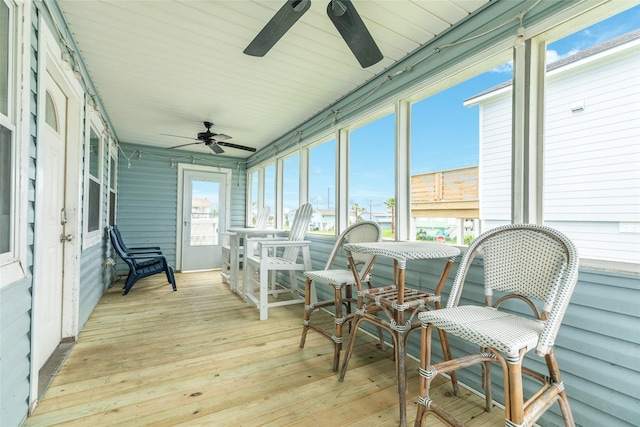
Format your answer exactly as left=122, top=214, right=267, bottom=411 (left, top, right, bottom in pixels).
left=115, top=143, right=246, bottom=274
left=543, top=42, right=640, bottom=263
left=0, top=5, right=39, bottom=427
left=478, top=95, right=511, bottom=224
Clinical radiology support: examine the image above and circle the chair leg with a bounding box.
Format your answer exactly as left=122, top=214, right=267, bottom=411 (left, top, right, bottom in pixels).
left=338, top=314, right=365, bottom=382
left=505, top=351, right=526, bottom=425
left=259, top=264, right=270, bottom=320
left=332, top=284, right=345, bottom=372
left=545, top=350, right=575, bottom=427
left=300, top=278, right=313, bottom=348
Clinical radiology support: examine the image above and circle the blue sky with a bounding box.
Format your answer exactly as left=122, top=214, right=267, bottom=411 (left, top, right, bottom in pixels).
left=302, top=4, right=640, bottom=215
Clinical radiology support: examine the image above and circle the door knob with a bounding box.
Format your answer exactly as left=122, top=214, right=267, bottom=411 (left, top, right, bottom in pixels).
left=60, top=234, right=73, bottom=242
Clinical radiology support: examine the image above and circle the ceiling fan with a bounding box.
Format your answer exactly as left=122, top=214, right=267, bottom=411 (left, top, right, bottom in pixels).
left=166, top=122, right=256, bottom=154
left=244, top=0, right=383, bottom=68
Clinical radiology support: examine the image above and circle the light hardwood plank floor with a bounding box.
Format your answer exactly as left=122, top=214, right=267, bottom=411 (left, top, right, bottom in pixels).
left=25, top=271, right=504, bottom=426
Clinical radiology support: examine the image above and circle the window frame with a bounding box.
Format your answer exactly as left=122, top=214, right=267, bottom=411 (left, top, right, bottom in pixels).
left=0, top=0, right=28, bottom=288
left=82, top=112, right=104, bottom=249
left=107, top=137, right=117, bottom=226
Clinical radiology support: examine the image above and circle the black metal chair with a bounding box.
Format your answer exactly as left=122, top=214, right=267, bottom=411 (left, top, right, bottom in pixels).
left=108, top=226, right=177, bottom=295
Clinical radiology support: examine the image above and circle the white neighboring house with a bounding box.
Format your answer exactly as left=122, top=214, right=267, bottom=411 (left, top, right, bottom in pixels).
left=466, top=30, right=640, bottom=264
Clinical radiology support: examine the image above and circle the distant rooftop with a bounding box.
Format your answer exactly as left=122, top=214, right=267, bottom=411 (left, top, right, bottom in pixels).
left=465, top=29, right=640, bottom=103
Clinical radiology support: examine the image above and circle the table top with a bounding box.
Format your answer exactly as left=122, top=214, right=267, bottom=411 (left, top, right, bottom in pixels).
left=226, top=227, right=285, bottom=235
left=343, top=241, right=460, bottom=268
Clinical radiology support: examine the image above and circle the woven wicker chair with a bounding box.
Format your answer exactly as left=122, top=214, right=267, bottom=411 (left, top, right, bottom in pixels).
left=414, top=224, right=579, bottom=427
left=299, top=221, right=382, bottom=371
left=243, top=203, right=313, bottom=320
left=220, top=207, right=269, bottom=285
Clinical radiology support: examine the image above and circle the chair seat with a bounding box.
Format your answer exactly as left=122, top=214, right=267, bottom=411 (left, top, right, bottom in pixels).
left=254, top=255, right=307, bottom=268
left=419, top=306, right=544, bottom=358
left=304, top=269, right=358, bottom=286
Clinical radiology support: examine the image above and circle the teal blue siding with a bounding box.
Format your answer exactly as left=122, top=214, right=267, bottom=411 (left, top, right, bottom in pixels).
left=0, top=4, right=39, bottom=427
left=115, top=142, right=247, bottom=274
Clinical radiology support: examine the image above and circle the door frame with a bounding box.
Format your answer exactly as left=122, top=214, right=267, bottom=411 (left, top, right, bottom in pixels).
left=29, top=19, right=83, bottom=410
left=176, top=163, right=232, bottom=271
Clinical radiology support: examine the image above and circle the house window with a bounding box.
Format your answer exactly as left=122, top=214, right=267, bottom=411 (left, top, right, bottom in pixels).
left=0, top=0, right=26, bottom=287
left=308, top=138, right=336, bottom=234
left=282, top=153, right=299, bottom=230
left=542, top=6, right=640, bottom=266
left=108, top=141, right=117, bottom=226
left=84, top=123, right=103, bottom=247
left=0, top=0, right=14, bottom=263
left=411, top=57, right=513, bottom=245
left=0, top=125, right=11, bottom=255
left=348, top=111, right=395, bottom=238
left=264, top=163, right=275, bottom=227
left=248, top=169, right=259, bottom=226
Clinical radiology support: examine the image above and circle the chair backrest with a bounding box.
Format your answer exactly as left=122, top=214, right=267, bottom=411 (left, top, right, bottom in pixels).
left=255, top=206, right=270, bottom=228
left=109, top=226, right=133, bottom=267
left=112, top=225, right=127, bottom=251
left=324, top=221, right=382, bottom=278
left=282, top=203, right=313, bottom=261
left=447, top=223, right=579, bottom=355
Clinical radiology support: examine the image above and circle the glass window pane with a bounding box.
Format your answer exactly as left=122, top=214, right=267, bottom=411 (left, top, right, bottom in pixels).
left=282, top=154, right=299, bottom=230
left=412, top=62, right=513, bottom=245
left=0, top=3, right=9, bottom=116
left=349, top=113, right=395, bottom=238
left=89, top=127, right=100, bottom=178
left=0, top=125, right=11, bottom=253
left=309, top=138, right=336, bottom=234
left=45, top=91, right=58, bottom=131
left=249, top=170, right=259, bottom=225
left=264, top=164, right=275, bottom=227
left=190, top=180, right=219, bottom=246
left=543, top=6, right=640, bottom=263
left=88, top=179, right=100, bottom=232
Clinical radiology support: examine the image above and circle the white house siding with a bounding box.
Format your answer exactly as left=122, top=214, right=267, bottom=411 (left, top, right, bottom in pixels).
left=473, top=33, right=640, bottom=264
left=477, top=89, right=512, bottom=229
left=543, top=37, right=640, bottom=263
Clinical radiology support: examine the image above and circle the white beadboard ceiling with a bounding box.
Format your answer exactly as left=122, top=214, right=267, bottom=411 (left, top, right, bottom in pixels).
left=58, top=0, right=489, bottom=158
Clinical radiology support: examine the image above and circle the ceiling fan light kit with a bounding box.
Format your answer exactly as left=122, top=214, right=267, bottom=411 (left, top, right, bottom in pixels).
left=245, top=0, right=383, bottom=68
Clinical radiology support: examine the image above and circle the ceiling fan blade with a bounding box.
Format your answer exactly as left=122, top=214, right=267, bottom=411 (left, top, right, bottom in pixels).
left=216, top=141, right=257, bottom=152
left=168, top=141, right=203, bottom=149
left=327, top=0, right=383, bottom=68
left=244, top=0, right=312, bottom=57
left=207, top=142, right=225, bottom=154
left=161, top=133, right=197, bottom=140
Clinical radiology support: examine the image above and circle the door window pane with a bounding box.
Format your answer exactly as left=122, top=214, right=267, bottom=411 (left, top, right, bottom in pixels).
left=45, top=91, right=58, bottom=131
left=349, top=113, right=395, bottom=238
left=190, top=180, right=219, bottom=246
left=309, top=138, right=336, bottom=234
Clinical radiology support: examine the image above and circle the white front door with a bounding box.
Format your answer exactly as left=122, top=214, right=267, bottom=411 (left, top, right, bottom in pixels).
left=180, top=169, right=227, bottom=271
left=33, top=71, right=67, bottom=371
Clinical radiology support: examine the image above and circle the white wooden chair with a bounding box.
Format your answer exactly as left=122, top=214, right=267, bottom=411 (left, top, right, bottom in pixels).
left=414, top=224, right=580, bottom=427
left=220, top=207, right=269, bottom=285
left=299, top=221, right=382, bottom=371
left=243, top=203, right=313, bottom=320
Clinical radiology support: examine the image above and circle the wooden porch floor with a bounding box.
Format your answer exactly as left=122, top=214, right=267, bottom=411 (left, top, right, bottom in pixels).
left=25, top=271, right=504, bottom=426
